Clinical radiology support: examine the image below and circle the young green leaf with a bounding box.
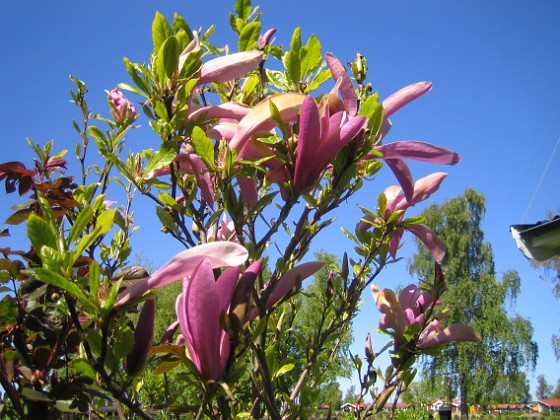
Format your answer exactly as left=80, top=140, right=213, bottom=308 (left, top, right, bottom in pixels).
left=300, top=34, right=322, bottom=77
left=152, top=12, right=173, bottom=52
left=191, top=126, right=216, bottom=171
left=238, top=21, right=261, bottom=51
left=27, top=213, right=57, bottom=252
left=155, top=36, right=180, bottom=82
left=68, top=206, right=93, bottom=244
left=144, top=145, right=177, bottom=175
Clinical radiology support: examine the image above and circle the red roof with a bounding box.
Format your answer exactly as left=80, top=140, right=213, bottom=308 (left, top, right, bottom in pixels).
left=538, top=400, right=560, bottom=408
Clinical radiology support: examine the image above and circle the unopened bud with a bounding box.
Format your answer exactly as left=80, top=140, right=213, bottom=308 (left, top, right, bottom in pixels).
left=258, top=28, right=277, bottom=50
left=107, top=89, right=137, bottom=125
left=365, top=333, right=375, bottom=363
left=325, top=270, right=334, bottom=300
left=126, top=298, right=155, bottom=376
left=351, top=53, right=367, bottom=85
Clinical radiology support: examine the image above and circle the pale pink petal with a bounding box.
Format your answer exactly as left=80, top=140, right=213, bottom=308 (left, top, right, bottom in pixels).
left=189, top=102, right=251, bottom=123
left=238, top=175, right=259, bottom=208
left=418, top=323, right=480, bottom=349
left=116, top=242, right=248, bottom=306
left=382, top=82, right=432, bottom=119
left=371, top=285, right=407, bottom=334
left=325, top=53, right=357, bottom=116
left=405, top=224, right=446, bottom=263
left=230, top=93, right=306, bottom=156
left=399, top=285, right=421, bottom=311
left=199, top=50, right=263, bottom=85
left=409, top=172, right=447, bottom=206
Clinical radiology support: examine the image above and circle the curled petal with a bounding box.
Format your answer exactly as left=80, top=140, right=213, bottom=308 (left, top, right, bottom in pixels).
left=326, top=53, right=357, bottom=116
left=199, top=50, right=263, bottom=85
left=116, top=242, right=249, bottom=306
left=294, top=96, right=322, bottom=192
left=405, top=224, right=446, bottom=263
left=388, top=229, right=404, bottom=259
left=382, top=82, right=432, bottom=119
left=189, top=102, right=251, bottom=123
left=384, top=158, right=414, bottom=202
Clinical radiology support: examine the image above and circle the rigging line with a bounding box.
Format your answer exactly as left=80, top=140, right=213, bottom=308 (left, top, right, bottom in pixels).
left=522, top=133, right=560, bottom=223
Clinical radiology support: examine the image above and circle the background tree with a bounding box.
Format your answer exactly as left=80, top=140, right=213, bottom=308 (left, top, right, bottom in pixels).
left=408, top=189, right=538, bottom=413
left=536, top=375, right=553, bottom=399
left=487, top=372, right=531, bottom=403
left=343, top=385, right=359, bottom=404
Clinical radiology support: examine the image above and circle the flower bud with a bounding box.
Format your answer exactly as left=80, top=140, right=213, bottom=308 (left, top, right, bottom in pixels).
left=258, top=28, right=277, bottom=50
left=365, top=333, right=375, bottom=363
left=107, top=89, right=137, bottom=125
left=125, top=298, right=155, bottom=376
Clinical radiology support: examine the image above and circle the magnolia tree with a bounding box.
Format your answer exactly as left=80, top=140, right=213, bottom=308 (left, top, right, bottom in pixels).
left=0, top=1, right=479, bottom=418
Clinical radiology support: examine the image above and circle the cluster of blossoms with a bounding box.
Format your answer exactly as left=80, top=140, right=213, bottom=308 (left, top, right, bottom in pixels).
left=0, top=5, right=482, bottom=418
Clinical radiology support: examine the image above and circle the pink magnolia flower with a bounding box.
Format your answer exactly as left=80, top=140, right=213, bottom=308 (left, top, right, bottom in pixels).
left=359, top=172, right=447, bottom=263
left=207, top=214, right=238, bottom=242
left=107, top=89, right=137, bottom=125
left=175, top=259, right=260, bottom=380
left=371, top=284, right=479, bottom=349
left=293, top=95, right=366, bottom=193
left=116, top=242, right=249, bottom=307
left=198, top=50, right=263, bottom=85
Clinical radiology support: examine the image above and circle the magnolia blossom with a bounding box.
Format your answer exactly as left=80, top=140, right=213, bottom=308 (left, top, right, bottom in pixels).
left=371, top=284, right=480, bottom=349
left=207, top=214, right=238, bottom=242
left=175, top=260, right=260, bottom=380
left=107, top=89, right=137, bottom=124
left=359, top=172, right=447, bottom=263
left=115, top=242, right=249, bottom=307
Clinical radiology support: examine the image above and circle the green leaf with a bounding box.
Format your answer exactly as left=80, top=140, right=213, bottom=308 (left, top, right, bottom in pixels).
left=173, top=13, right=193, bottom=37
left=273, top=363, right=295, bottom=380
left=25, top=268, right=96, bottom=313
left=191, top=126, right=216, bottom=171
left=238, top=21, right=261, bottom=51
left=113, top=325, right=134, bottom=360
left=74, top=209, right=116, bottom=258
left=300, top=34, right=322, bottom=77
left=27, top=213, right=57, bottom=252
left=156, top=36, right=179, bottom=82
left=123, top=58, right=151, bottom=95
left=283, top=27, right=302, bottom=85
left=88, top=261, right=101, bottom=303
left=69, top=206, right=93, bottom=244
left=359, top=93, right=384, bottom=137
left=152, top=12, right=173, bottom=52
left=235, top=0, right=252, bottom=21
left=156, top=206, right=177, bottom=233
left=144, top=145, right=177, bottom=175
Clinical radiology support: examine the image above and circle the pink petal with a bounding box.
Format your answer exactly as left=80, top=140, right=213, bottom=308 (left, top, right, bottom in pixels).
left=384, top=158, right=414, bottom=202
left=389, top=229, right=404, bottom=259
left=185, top=259, right=224, bottom=380
left=199, top=50, right=263, bottom=85
left=230, top=93, right=306, bottom=156
left=325, top=53, right=357, bottom=116
left=398, top=285, right=421, bottom=311
left=376, top=141, right=461, bottom=166
left=294, top=96, right=322, bottom=192
left=382, top=82, right=432, bottom=119
left=418, top=323, right=480, bottom=349
left=371, top=285, right=407, bottom=334
left=266, top=261, right=325, bottom=308
left=189, top=102, right=251, bottom=123
left=116, top=242, right=248, bottom=306
left=238, top=175, right=259, bottom=208
left=409, top=172, right=447, bottom=206
left=405, top=224, right=446, bottom=263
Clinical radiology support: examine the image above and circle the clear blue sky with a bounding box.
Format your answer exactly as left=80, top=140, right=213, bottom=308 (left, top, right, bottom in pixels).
left=2, top=0, right=559, bottom=399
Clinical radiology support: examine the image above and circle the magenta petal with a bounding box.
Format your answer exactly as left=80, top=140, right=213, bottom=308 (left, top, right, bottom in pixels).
left=376, top=141, right=461, bottom=165
left=389, top=229, right=404, bottom=259
left=216, top=266, right=241, bottom=312
left=294, top=96, right=322, bottom=192
left=186, top=259, right=224, bottom=380
left=325, top=53, right=357, bottom=116
left=399, top=285, right=421, bottom=311
left=238, top=175, right=259, bottom=208
left=176, top=288, right=201, bottom=371
left=184, top=154, right=215, bottom=207
left=405, top=224, right=446, bottom=263
left=266, top=261, right=325, bottom=308
left=382, top=82, right=432, bottom=119
left=384, top=158, right=414, bottom=202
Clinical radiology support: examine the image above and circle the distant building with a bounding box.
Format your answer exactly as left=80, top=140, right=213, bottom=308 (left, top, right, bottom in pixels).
left=537, top=399, right=560, bottom=413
